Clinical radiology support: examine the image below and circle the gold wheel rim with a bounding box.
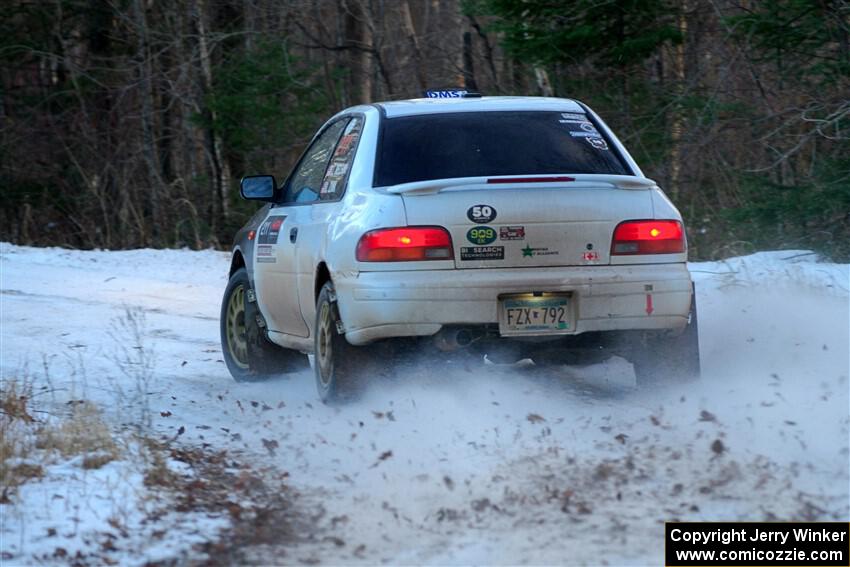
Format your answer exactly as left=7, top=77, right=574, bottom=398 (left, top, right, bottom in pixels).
left=317, top=302, right=333, bottom=386
left=226, top=284, right=250, bottom=370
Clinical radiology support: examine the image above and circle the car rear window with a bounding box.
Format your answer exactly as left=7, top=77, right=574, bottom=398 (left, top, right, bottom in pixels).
left=374, top=111, right=629, bottom=186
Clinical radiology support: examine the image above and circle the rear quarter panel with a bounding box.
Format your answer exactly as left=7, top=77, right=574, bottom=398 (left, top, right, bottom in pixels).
left=295, top=107, right=410, bottom=331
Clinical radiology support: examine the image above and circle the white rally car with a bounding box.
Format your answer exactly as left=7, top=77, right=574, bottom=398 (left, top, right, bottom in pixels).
left=220, top=96, right=700, bottom=401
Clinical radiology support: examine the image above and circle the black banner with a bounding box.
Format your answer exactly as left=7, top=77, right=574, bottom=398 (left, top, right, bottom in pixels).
left=666, top=522, right=849, bottom=566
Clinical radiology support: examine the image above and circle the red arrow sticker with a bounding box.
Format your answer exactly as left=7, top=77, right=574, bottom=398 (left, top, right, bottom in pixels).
left=645, top=294, right=654, bottom=315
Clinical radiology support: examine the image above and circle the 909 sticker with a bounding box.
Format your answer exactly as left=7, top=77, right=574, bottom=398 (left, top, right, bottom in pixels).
left=466, top=226, right=497, bottom=245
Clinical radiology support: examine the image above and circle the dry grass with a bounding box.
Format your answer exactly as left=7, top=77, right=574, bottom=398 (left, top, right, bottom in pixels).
left=35, top=402, right=118, bottom=461
left=1, top=378, right=39, bottom=501
left=1, top=377, right=121, bottom=502
left=143, top=443, right=180, bottom=488
left=0, top=379, right=35, bottom=424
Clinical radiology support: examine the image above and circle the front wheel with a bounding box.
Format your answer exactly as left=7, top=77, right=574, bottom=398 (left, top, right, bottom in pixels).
left=220, top=267, right=306, bottom=381
left=631, top=291, right=701, bottom=386
left=314, top=282, right=370, bottom=402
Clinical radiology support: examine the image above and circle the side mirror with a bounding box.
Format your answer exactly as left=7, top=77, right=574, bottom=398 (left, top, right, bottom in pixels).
left=240, top=175, right=277, bottom=201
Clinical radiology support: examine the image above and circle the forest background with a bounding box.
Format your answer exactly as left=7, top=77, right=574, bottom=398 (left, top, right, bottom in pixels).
left=1, top=0, right=848, bottom=260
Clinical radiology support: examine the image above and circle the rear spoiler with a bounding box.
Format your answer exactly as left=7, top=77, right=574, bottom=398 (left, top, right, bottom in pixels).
left=383, top=174, right=658, bottom=195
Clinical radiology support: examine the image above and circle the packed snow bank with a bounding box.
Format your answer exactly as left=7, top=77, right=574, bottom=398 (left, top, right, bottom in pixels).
left=1, top=243, right=848, bottom=565
left=692, top=250, right=848, bottom=296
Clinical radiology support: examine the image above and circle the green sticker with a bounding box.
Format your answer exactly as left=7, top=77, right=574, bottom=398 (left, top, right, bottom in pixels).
left=466, top=226, right=497, bottom=245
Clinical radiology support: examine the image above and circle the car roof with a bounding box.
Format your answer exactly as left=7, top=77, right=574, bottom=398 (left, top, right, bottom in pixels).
left=374, top=96, right=585, bottom=118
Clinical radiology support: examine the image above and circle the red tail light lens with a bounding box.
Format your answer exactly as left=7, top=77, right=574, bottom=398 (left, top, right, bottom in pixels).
left=611, top=220, right=685, bottom=255
left=356, top=226, right=454, bottom=262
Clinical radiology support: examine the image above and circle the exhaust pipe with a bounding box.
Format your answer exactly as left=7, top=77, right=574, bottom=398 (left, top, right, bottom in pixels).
left=434, top=328, right=475, bottom=352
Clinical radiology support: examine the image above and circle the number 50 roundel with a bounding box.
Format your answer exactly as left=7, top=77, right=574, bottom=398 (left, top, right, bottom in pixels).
left=467, top=204, right=497, bottom=224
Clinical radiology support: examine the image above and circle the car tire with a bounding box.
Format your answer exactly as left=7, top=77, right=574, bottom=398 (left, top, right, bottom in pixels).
left=220, top=267, right=306, bottom=381
left=314, top=282, right=368, bottom=402
left=631, top=291, right=701, bottom=386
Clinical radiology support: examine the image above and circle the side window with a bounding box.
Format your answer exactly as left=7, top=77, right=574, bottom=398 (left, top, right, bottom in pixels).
left=283, top=119, right=348, bottom=204
left=318, top=117, right=363, bottom=201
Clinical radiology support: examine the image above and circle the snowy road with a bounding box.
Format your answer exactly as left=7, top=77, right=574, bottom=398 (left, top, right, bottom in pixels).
left=1, top=244, right=848, bottom=565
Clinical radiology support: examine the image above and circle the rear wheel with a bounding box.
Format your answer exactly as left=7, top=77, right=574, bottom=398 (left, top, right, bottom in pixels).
left=314, top=282, right=369, bottom=402
left=631, top=291, right=701, bottom=386
left=220, top=267, right=306, bottom=381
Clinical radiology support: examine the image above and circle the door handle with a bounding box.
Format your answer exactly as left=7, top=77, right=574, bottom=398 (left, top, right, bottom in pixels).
left=289, top=227, right=298, bottom=243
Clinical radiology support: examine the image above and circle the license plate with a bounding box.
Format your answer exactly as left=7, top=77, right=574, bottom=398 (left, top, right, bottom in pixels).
left=499, top=294, right=572, bottom=335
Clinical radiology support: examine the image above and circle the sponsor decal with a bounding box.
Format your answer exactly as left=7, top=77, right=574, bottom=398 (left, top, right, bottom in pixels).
left=321, top=119, right=361, bottom=199
left=466, top=226, right=497, bottom=245
left=561, top=112, right=586, bottom=121
left=257, top=245, right=276, bottom=263
left=467, top=204, right=497, bottom=224
left=562, top=119, right=606, bottom=147
left=328, top=161, right=349, bottom=176
left=257, top=215, right=286, bottom=244
left=499, top=226, right=525, bottom=241
left=586, top=137, right=609, bottom=151
left=257, top=244, right=273, bottom=256
left=335, top=134, right=356, bottom=156
left=521, top=244, right=559, bottom=258
left=332, top=119, right=362, bottom=159
left=425, top=89, right=468, bottom=98
left=460, top=246, right=504, bottom=261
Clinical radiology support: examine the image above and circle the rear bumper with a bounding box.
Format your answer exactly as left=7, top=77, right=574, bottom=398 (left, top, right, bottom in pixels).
left=333, top=263, right=693, bottom=345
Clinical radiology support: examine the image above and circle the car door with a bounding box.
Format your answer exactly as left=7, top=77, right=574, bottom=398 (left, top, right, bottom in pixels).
left=254, top=118, right=349, bottom=338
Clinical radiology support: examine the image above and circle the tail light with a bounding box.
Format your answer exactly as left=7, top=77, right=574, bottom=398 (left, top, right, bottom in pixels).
left=356, top=226, right=453, bottom=262
left=611, top=220, right=685, bottom=255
